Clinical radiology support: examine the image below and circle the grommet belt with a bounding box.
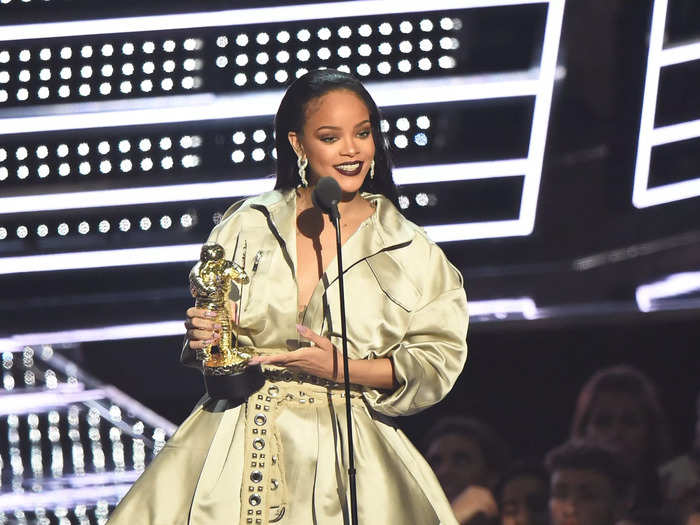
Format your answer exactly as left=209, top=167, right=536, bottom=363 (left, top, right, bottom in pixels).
left=239, top=371, right=364, bottom=524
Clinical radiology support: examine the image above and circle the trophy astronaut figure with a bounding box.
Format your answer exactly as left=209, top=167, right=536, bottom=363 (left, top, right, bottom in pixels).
left=189, top=243, right=264, bottom=398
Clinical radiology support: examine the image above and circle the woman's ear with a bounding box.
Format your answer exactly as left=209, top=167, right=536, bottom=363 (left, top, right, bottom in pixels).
left=288, top=132, right=303, bottom=158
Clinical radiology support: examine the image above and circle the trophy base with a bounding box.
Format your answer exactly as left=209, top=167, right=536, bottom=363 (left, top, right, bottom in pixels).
left=203, top=364, right=265, bottom=402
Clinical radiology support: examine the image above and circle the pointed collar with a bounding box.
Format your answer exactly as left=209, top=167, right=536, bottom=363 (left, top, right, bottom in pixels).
left=246, top=188, right=416, bottom=257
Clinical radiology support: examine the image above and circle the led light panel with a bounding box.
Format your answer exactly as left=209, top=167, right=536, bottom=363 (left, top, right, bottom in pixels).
left=0, top=0, right=564, bottom=274
left=634, top=0, right=700, bottom=208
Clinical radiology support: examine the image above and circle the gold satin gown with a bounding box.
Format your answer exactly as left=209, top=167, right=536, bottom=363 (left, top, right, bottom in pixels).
left=108, top=189, right=469, bottom=525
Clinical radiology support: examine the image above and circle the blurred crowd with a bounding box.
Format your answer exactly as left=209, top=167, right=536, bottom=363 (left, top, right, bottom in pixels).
left=424, top=365, right=700, bottom=525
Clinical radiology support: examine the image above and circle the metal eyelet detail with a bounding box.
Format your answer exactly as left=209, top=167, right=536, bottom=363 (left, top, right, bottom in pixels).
left=271, top=479, right=279, bottom=491
left=254, top=414, right=267, bottom=426
left=267, top=385, right=279, bottom=397
left=250, top=470, right=263, bottom=483
left=253, top=438, right=265, bottom=450
left=249, top=494, right=261, bottom=506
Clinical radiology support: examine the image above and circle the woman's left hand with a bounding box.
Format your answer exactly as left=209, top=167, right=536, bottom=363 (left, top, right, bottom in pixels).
left=248, top=324, right=343, bottom=382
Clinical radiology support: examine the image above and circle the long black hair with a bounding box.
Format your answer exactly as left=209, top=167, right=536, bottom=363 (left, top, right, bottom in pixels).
left=273, top=68, right=400, bottom=207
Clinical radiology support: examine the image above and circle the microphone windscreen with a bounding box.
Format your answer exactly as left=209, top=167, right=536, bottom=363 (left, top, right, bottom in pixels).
left=312, top=176, right=342, bottom=214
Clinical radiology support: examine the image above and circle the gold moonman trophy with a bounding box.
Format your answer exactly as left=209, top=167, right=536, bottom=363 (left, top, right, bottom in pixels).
left=189, top=242, right=264, bottom=400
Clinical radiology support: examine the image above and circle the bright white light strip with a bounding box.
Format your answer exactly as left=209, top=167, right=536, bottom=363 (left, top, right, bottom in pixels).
left=0, top=484, right=132, bottom=512
left=0, top=244, right=200, bottom=276
left=0, top=0, right=547, bottom=41
left=0, top=297, right=536, bottom=350
left=635, top=271, right=700, bottom=312
left=468, top=297, right=538, bottom=319
left=660, top=41, right=700, bottom=67
left=0, top=321, right=186, bottom=348
left=517, top=0, right=565, bottom=236
left=651, top=118, right=700, bottom=146
left=0, top=386, right=107, bottom=416
left=395, top=159, right=527, bottom=185
left=0, top=178, right=274, bottom=215
left=0, top=72, right=540, bottom=135
left=634, top=0, right=700, bottom=208
left=0, top=161, right=527, bottom=215
left=425, top=219, right=531, bottom=242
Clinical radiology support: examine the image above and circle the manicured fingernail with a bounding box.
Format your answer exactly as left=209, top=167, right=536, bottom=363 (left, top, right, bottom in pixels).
left=214, top=323, right=222, bottom=329
left=296, top=324, right=308, bottom=335
left=205, top=311, right=217, bottom=318
left=203, top=339, right=213, bottom=345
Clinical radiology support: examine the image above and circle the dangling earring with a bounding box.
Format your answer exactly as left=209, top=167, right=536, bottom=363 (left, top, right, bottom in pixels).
left=369, top=159, right=375, bottom=180
left=297, top=156, right=308, bottom=187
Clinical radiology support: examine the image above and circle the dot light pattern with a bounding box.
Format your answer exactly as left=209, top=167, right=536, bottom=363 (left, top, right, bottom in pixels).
left=0, top=112, right=432, bottom=190
left=214, top=15, right=461, bottom=89
left=0, top=37, right=205, bottom=107
left=0, top=209, right=201, bottom=244
left=0, top=345, right=173, bottom=521
left=0, top=14, right=462, bottom=106
left=0, top=134, right=202, bottom=188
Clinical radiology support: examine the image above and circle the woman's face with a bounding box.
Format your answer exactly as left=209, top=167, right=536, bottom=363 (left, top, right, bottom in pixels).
left=288, top=89, right=376, bottom=196
left=584, top=391, right=651, bottom=467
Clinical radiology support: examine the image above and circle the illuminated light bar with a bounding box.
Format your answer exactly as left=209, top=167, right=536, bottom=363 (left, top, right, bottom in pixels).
left=0, top=297, right=534, bottom=351
left=0, top=321, right=186, bottom=349
left=424, top=219, right=532, bottom=242
left=0, top=72, right=540, bottom=135
left=0, top=161, right=526, bottom=215
left=0, top=178, right=274, bottom=215
left=0, top=386, right=108, bottom=416
left=395, top=159, right=527, bottom=185
left=0, top=244, right=200, bottom=276
left=651, top=118, right=700, bottom=146
left=468, top=297, right=538, bottom=319
left=635, top=271, right=700, bottom=312
left=0, top=484, right=132, bottom=512
left=660, top=41, right=700, bottom=67
left=0, top=0, right=548, bottom=41
left=634, top=0, right=700, bottom=208
left=517, top=0, right=564, bottom=236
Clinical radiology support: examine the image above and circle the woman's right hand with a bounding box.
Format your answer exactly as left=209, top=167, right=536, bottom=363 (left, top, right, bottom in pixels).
left=184, top=307, right=222, bottom=350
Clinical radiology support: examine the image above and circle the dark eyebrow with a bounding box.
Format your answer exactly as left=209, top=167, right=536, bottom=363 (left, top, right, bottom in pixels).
left=315, top=119, right=371, bottom=132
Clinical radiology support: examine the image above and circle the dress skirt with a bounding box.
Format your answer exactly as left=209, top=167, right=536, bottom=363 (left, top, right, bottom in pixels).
left=107, top=375, right=458, bottom=525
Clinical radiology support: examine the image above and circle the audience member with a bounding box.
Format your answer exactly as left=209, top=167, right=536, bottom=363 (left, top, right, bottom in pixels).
left=496, top=460, right=549, bottom=525
left=546, top=441, right=634, bottom=525
left=571, top=365, right=672, bottom=508
left=425, top=416, right=510, bottom=524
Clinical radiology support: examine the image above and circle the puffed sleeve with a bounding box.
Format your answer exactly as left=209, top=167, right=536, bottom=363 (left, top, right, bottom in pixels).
left=362, top=243, right=468, bottom=417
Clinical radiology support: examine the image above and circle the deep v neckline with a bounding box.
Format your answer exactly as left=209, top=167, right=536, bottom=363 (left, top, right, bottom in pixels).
left=293, top=191, right=375, bottom=315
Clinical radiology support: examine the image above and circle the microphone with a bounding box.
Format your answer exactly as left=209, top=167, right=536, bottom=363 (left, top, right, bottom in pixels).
left=312, top=176, right=341, bottom=221
left=310, top=174, right=359, bottom=524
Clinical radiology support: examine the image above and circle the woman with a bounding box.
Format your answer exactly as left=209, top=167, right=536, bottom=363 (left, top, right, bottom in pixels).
left=570, top=365, right=672, bottom=510
left=108, top=68, right=469, bottom=524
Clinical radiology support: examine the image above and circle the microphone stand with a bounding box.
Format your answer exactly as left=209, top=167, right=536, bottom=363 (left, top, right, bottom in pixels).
left=328, top=203, right=359, bottom=525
